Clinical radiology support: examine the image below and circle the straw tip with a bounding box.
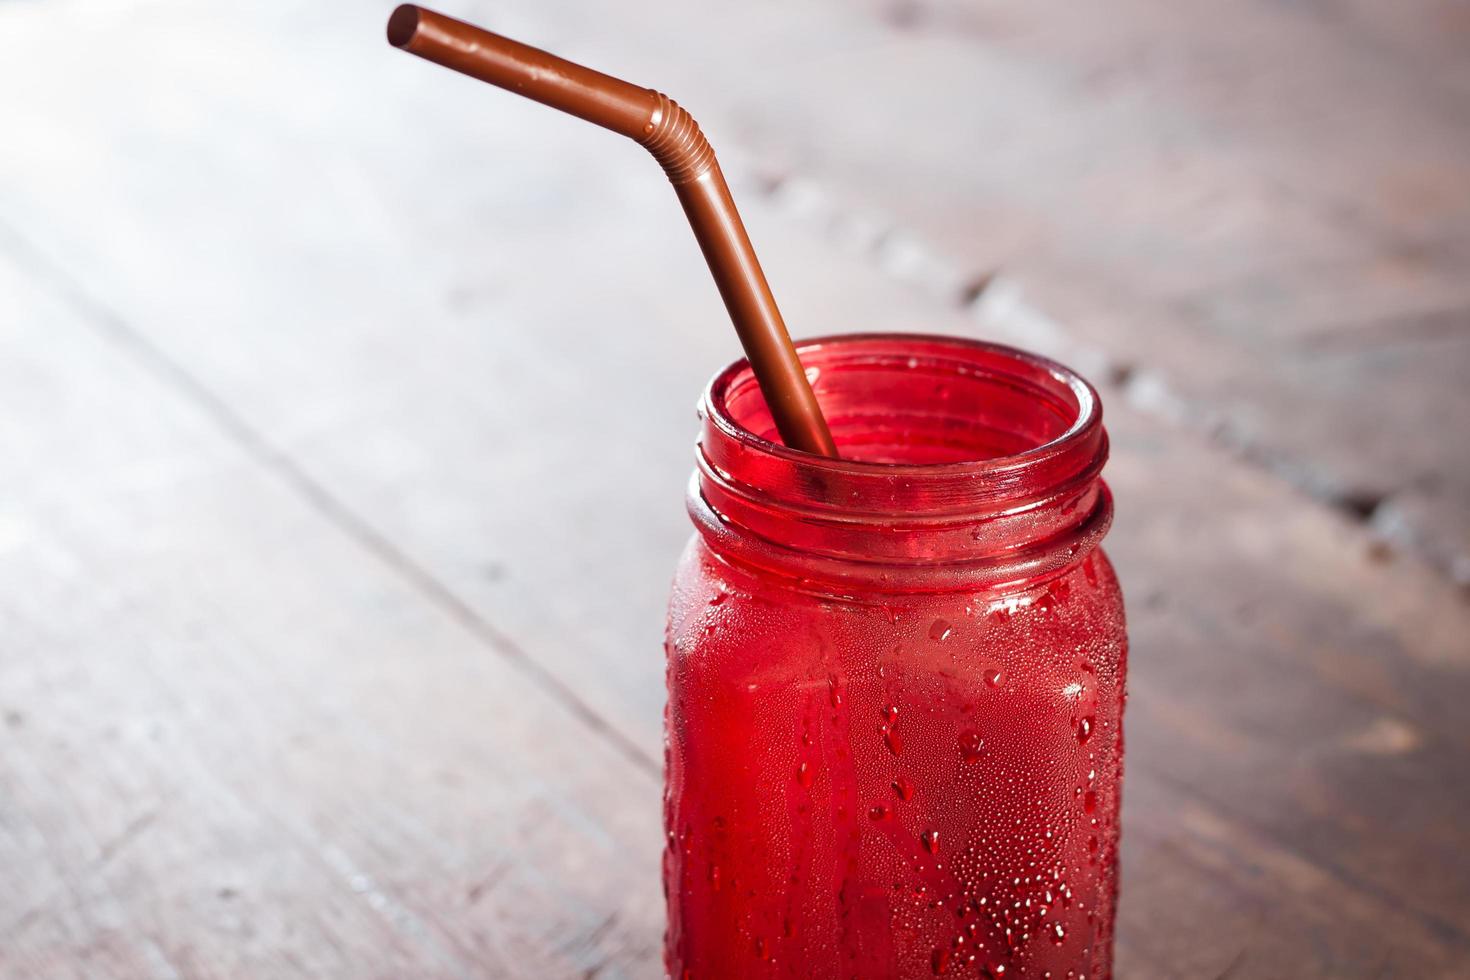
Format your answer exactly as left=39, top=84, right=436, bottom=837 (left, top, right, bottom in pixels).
left=386, top=5, right=421, bottom=48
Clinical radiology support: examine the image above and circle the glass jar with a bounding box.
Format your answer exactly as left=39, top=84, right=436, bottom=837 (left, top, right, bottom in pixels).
left=664, top=333, right=1126, bottom=979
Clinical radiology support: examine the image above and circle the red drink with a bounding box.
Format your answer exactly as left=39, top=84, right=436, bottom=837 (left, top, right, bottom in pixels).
left=665, top=335, right=1126, bottom=979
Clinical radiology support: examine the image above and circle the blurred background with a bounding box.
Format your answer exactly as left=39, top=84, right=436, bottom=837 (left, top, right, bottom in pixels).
left=2, top=1, right=1468, bottom=977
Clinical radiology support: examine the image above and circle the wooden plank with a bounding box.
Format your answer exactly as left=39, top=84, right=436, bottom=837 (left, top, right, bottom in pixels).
left=1116, top=775, right=1470, bottom=979
left=1104, top=405, right=1470, bottom=963
left=0, top=254, right=662, bottom=977
left=496, top=0, right=1470, bottom=582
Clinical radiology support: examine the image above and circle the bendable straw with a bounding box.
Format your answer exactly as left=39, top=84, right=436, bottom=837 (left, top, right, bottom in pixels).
left=387, top=5, right=839, bottom=457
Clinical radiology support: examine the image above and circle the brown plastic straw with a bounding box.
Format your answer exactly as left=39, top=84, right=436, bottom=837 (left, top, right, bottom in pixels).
left=387, top=5, right=839, bottom=457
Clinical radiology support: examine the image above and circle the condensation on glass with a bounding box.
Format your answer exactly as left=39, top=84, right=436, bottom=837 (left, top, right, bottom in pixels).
left=665, top=334, right=1127, bottom=979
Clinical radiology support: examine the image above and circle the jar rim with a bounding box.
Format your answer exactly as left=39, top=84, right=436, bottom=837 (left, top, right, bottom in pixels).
left=702, top=332, right=1102, bottom=478
left=691, top=332, right=1112, bottom=592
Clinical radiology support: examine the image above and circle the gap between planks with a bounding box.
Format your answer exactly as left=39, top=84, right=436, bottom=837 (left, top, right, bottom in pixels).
left=0, top=216, right=660, bottom=781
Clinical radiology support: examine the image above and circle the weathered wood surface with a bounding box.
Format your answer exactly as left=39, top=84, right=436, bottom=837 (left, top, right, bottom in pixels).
left=531, top=0, right=1470, bottom=583
left=1, top=1, right=1468, bottom=978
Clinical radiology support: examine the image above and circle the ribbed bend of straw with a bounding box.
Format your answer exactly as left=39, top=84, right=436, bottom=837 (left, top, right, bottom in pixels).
left=638, top=93, right=718, bottom=185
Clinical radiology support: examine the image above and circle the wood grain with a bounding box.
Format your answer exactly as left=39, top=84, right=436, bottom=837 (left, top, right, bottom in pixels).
left=0, top=252, right=663, bottom=979
left=516, top=0, right=1470, bottom=584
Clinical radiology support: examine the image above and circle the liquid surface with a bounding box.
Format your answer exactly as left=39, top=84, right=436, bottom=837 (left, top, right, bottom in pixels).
left=664, top=542, right=1127, bottom=979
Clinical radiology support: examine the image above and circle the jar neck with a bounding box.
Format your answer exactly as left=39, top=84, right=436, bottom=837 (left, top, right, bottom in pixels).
left=688, top=334, right=1111, bottom=594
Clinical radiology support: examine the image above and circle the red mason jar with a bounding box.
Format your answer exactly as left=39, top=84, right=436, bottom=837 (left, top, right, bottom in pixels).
left=664, top=334, right=1126, bottom=979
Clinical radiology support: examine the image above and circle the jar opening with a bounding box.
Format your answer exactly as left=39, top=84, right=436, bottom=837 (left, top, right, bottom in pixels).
left=713, top=334, right=1095, bottom=470
left=692, top=333, right=1111, bottom=592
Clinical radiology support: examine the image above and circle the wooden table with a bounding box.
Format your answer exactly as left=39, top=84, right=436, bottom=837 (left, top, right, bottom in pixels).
left=2, top=1, right=1467, bottom=976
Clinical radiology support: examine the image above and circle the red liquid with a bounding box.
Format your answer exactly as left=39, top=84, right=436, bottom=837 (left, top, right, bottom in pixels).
left=665, top=336, right=1126, bottom=978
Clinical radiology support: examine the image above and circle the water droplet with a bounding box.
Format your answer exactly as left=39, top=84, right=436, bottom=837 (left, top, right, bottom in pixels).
left=984, top=668, right=1004, bottom=688
left=869, top=805, right=890, bottom=821
left=929, top=619, right=953, bottom=641
left=931, top=948, right=952, bottom=974
left=982, top=966, right=1007, bottom=979
left=709, top=863, right=722, bottom=891
left=882, top=704, right=900, bottom=723
left=753, top=936, right=769, bottom=959
left=796, top=762, right=813, bottom=787
left=882, top=724, right=904, bottom=755
left=959, top=729, right=985, bottom=762
left=892, top=777, right=914, bottom=801
left=1077, top=716, right=1094, bottom=743
left=708, top=591, right=728, bottom=606
left=1051, top=922, right=1066, bottom=945
left=828, top=673, right=843, bottom=709
left=1083, top=790, right=1097, bottom=814
left=921, top=829, right=940, bottom=854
